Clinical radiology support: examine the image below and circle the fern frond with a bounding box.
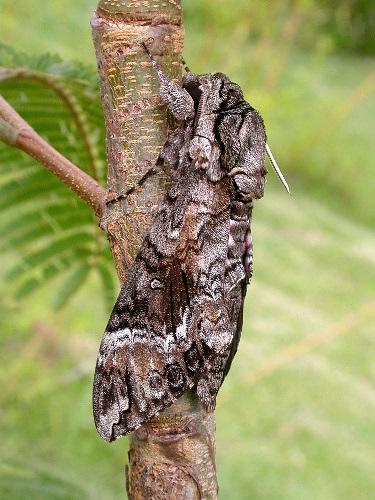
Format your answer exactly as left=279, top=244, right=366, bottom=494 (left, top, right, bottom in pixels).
left=0, top=44, right=116, bottom=310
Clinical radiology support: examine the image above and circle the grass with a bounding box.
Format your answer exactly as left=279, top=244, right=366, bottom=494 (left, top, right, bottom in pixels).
left=1, top=1, right=375, bottom=498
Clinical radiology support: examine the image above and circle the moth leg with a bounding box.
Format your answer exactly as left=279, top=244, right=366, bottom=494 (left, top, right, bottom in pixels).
left=142, top=43, right=195, bottom=121
left=181, top=57, right=191, bottom=73
left=105, top=164, right=163, bottom=205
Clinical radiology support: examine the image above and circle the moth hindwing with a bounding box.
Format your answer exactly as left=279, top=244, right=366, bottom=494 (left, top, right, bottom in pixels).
left=93, top=45, right=267, bottom=442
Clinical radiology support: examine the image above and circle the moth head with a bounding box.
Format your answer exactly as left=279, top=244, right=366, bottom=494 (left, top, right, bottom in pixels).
left=225, top=108, right=268, bottom=200
left=215, top=76, right=244, bottom=109
left=182, top=72, right=245, bottom=114
left=181, top=74, right=202, bottom=109
left=202, top=73, right=245, bottom=113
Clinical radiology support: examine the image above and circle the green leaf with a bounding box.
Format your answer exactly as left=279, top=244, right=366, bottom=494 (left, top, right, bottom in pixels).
left=97, top=260, right=118, bottom=313
left=52, top=263, right=91, bottom=310
left=6, top=232, right=94, bottom=281
left=14, top=256, right=79, bottom=299
left=0, top=44, right=114, bottom=309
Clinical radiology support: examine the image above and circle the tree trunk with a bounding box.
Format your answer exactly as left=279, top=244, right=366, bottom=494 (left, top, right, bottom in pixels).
left=91, top=1, right=218, bottom=498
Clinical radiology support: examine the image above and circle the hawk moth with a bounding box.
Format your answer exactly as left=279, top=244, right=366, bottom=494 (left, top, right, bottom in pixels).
left=93, top=44, right=288, bottom=442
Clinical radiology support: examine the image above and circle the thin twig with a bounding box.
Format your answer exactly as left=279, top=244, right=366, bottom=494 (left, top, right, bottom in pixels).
left=0, top=95, right=106, bottom=217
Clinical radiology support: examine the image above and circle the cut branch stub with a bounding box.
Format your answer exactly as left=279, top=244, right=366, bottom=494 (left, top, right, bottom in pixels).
left=97, top=0, right=182, bottom=24
left=91, top=3, right=184, bottom=283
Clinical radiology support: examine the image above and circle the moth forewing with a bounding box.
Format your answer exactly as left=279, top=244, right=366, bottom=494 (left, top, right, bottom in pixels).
left=93, top=45, right=270, bottom=440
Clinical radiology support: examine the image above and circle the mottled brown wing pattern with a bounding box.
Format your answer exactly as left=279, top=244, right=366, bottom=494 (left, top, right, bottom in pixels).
left=93, top=46, right=268, bottom=441
left=93, top=120, right=235, bottom=440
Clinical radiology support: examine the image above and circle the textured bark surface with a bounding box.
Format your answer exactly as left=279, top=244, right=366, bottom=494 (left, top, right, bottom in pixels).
left=91, top=1, right=184, bottom=282
left=128, top=394, right=217, bottom=499
left=91, top=1, right=218, bottom=498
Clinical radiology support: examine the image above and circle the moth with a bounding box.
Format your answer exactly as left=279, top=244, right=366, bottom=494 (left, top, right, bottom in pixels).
left=93, top=43, right=289, bottom=442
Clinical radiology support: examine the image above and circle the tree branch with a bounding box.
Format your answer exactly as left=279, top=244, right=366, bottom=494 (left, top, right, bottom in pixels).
left=91, top=1, right=218, bottom=498
left=0, top=95, right=106, bottom=217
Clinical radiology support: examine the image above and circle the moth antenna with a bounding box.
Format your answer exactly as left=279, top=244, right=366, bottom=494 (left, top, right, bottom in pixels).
left=181, top=58, right=191, bottom=73
left=142, top=42, right=195, bottom=121
left=141, top=41, right=152, bottom=58
left=142, top=42, right=163, bottom=75
left=265, top=143, right=290, bottom=194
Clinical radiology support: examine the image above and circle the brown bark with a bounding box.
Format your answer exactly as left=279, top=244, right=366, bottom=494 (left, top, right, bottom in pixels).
left=127, top=393, right=217, bottom=499
left=91, top=1, right=218, bottom=498
left=91, top=2, right=184, bottom=282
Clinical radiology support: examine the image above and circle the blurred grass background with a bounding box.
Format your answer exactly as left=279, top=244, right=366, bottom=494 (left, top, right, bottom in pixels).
left=0, top=0, right=375, bottom=498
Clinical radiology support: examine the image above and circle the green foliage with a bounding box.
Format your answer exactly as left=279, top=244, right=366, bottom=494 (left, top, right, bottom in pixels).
left=0, top=44, right=116, bottom=311
left=317, top=0, right=375, bottom=55
left=0, top=459, right=87, bottom=499
left=1, top=1, right=375, bottom=498
left=183, top=0, right=375, bottom=58
left=0, top=0, right=96, bottom=65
